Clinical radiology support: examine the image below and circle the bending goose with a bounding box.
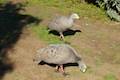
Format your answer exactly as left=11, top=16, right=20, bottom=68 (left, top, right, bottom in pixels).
left=33, top=44, right=87, bottom=75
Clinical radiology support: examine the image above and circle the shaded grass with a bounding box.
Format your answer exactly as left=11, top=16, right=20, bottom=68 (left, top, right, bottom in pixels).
left=0, top=1, right=40, bottom=79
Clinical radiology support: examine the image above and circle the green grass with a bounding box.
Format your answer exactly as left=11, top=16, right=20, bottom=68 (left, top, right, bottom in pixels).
left=1, top=1, right=120, bottom=80
left=104, top=73, right=118, bottom=80
left=95, top=58, right=103, bottom=67
left=0, top=0, right=110, bottom=44
left=32, top=25, right=63, bottom=44
left=26, top=0, right=109, bottom=21
left=0, top=0, right=8, bottom=4
left=26, top=0, right=110, bottom=44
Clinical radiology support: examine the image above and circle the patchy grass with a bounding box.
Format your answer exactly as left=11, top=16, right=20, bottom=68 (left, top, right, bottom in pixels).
left=25, top=0, right=109, bottom=21
left=95, top=58, right=103, bottom=67
left=32, top=24, right=73, bottom=44
left=0, top=0, right=8, bottom=3
left=32, top=25, right=63, bottom=44
left=104, top=73, right=118, bottom=80
left=2, top=1, right=120, bottom=80
left=26, top=0, right=110, bottom=44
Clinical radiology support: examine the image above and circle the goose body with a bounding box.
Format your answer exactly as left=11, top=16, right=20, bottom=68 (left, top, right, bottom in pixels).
left=34, top=44, right=87, bottom=74
left=48, top=13, right=79, bottom=40
left=49, top=16, right=73, bottom=32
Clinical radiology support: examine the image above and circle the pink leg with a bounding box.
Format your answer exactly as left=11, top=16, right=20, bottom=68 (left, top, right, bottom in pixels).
left=59, top=65, right=69, bottom=76
left=60, top=65, right=65, bottom=73
left=55, top=65, right=59, bottom=72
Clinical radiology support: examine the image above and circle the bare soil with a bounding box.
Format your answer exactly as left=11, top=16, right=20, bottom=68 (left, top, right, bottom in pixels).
left=2, top=20, right=120, bottom=80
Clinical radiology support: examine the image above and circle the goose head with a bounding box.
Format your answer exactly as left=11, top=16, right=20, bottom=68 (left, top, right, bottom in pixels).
left=70, top=13, right=80, bottom=19
left=78, top=61, right=87, bottom=73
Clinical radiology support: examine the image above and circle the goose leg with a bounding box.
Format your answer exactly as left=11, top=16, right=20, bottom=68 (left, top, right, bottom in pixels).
left=55, top=65, right=59, bottom=72
left=60, top=65, right=64, bottom=73
left=59, top=32, right=70, bottom=44
left=59, top=65, right=68, bottom=76
left=59, top=32, right=64, bottom=41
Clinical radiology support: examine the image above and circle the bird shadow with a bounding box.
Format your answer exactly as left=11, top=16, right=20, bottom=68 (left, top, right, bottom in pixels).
left=38, top=61, right=56, bottom=67
left=38, top=61, right=79, bottom=76
left=48, top=29, right=81, bottom=37
left=38, top=61, right=78, bottom=68
left=64, top=63, right=78, bottom=67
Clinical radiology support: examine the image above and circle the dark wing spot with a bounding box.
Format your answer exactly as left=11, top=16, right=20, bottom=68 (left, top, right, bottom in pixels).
left=51, top=49, right=54, bottom=53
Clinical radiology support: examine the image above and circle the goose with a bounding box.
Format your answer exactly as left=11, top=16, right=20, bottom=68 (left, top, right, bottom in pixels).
left=48, top=13, right=80, bottom=41
left=33, top=44, right=87, bottom=75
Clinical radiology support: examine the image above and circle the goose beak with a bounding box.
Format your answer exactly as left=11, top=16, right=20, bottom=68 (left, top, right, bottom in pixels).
left=77, top=16, right=80, bottom=19
left=79, top=63, right=87, bottom=73
left=82, top=68, right=87, bottom=73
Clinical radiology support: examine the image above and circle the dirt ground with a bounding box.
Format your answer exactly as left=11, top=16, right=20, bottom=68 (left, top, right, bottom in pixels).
left=1, top=0, right=120, bottom=80
left=2, top=24, right=120, bottom=80
left=1, top=21, right=120, bottom=80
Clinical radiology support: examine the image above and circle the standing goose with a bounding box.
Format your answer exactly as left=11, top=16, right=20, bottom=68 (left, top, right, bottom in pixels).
left=33, top=44, right=87, bottom=75
left=48, top=13, right=80, bottom=41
